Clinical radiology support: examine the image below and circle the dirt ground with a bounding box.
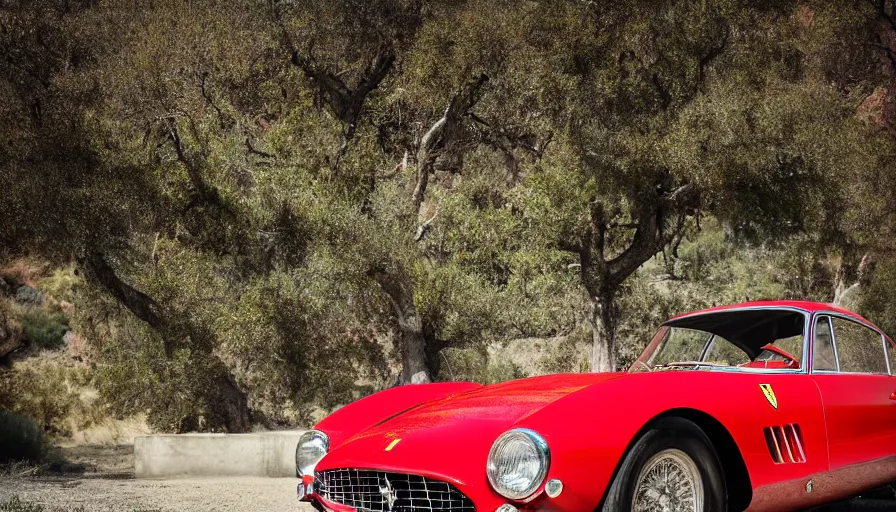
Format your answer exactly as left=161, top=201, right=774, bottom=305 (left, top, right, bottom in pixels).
left=0, top=475, right=314, bottom=512
left=0, top=445, right=314, bottom=512
left=0, top=445, right=894, bottom=511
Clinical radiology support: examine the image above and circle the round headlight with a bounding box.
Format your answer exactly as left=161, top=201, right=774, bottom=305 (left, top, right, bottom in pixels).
left=486, top=428, right=550, bottom=500
left=295, top=430, right=329, bottom=477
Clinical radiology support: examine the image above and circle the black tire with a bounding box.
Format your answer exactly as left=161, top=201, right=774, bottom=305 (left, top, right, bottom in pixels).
left=602, top=417, right=727, bottom=512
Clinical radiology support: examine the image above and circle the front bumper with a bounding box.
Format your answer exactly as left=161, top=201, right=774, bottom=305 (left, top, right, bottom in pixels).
left=297, top=469, right=560, bottom=512
left=299, top=468, right=481, bottom=511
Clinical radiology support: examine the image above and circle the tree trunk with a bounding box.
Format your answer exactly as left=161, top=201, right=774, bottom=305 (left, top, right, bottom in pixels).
left=398, top=311, right=431, bottom=384
left=372, top=270, right=432, bottom=384
left=81, top=252, right=251, bottom=432
left=213, top=368, right=250, bottom=433
left=590, top=293, right=618, bottom=373
left=832, top=252, right=872, bottom=309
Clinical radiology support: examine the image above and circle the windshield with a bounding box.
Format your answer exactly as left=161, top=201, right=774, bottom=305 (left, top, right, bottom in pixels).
left=632, top=309, right=807, bottom=372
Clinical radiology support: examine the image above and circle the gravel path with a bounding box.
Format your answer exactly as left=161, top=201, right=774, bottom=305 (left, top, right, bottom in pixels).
left=0, top=445, right=892, bottom=511
left=0, top=476, right=314, bottom=512
left=2, top=475, right=894, bottom=512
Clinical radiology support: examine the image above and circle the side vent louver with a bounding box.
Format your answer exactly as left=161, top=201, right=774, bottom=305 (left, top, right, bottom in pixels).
left=763, top=424, right=806, bottom=464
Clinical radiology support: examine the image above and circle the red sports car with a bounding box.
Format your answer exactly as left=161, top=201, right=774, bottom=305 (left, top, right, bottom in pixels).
left=295, top=301, right=896, bottom=511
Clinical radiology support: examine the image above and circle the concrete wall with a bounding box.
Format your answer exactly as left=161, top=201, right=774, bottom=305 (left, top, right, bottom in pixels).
left=135, top=430, right=307, bottom=478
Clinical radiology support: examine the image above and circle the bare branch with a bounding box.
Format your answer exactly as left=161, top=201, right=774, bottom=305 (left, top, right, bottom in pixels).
left=290, top=46, right=395, bottom=140
left=698, top=26, right=729, bottom=88
left=412, top=74, right=489, bottom=213
left=606, top=182, right=698, bottom=287
left=245, top=137, right=274, bottom=159
left=199, top=72, right=231, bottom=130
left=414, top=209, right=439, bottom=242
left=81, top=252, right=164, bottom=331
left=167, top=121, right=215, bottom=203
left=468, top=113, right=547, bottom=181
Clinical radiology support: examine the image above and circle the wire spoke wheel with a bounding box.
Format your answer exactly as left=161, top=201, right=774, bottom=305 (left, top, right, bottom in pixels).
left=632, top=448, right=704, bottom=512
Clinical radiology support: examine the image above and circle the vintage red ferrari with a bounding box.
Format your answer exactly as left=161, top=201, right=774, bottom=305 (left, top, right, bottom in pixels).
left=295, top=301, right=896, bottom=511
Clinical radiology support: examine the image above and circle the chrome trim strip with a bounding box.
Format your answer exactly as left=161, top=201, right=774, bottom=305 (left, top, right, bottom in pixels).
left=811, top=315, right=839, bottom=373
left=698, top=334, right=716, bottom=363
left=883, top=333, right=891, bottom=376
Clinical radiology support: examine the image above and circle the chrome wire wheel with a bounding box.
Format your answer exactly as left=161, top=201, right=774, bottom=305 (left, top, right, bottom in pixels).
left=631, top=448, right=704, bottom=512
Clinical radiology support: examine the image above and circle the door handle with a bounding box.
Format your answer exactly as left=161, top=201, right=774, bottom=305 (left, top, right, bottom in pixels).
left=890, top=392, right=896, bottom=401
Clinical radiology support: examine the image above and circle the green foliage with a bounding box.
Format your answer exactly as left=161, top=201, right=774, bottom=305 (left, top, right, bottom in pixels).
left=539, top=327, right=593, bottom=375
left=0, top=360, right=101, bottom=437
left=860, top=259, right=896, bottom=338
left=1, top=0, right=895, bottom=429
left=35, top=267, right=79, bottom=303
left=0, top=411, right=46, bottom=464
left=440, top=346, right=526, bottom=384
left=19, top=309, right=69, bottom=349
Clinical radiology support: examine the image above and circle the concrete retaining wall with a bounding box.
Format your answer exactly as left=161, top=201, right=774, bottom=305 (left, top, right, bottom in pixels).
left=135, top=430, right=307, bottom=478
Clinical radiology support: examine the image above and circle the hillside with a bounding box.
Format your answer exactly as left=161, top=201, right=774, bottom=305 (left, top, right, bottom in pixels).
left=0, top=0, right=895, bottom=450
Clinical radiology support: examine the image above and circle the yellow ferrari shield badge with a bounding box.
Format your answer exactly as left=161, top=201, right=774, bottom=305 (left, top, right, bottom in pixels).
left=759, top=384, right=778, bottom=410
left=385, top=438, right=402, bottom=451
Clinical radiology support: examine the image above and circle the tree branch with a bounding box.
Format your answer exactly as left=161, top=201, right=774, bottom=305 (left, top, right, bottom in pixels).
left=468, top=112, right=550, bottom=181
left=606, top=182, right=698, bottom=287
left=412, top=74, right=489, bottom=213
left=80, top=252, right=165, bottom=331
left=290, top=46, right=395, bottom=140
left=414, top=209, right=439, bottom=242
left=166, top=120, right=220, bottom=208
left=199, top=72, right=231, bottom=130
left=698, top=26, right=729, bottom=88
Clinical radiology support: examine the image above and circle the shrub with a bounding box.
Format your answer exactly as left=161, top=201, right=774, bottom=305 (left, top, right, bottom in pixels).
left=0, top=360, right=100, bottom=437
left=0, top=410, right=46, bottom=464
left=0, top=498, right=159, bottom=512
left=440, top=346, right=526, bottom=384
left=0, top=498, right=55, bottom=512
left=19, top=308, right=69, bottom=349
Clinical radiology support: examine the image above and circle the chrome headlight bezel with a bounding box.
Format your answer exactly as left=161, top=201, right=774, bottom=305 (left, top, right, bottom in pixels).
left=486, top=428, right=550, bottom=500
left=295, top=429, right=330, bottom=477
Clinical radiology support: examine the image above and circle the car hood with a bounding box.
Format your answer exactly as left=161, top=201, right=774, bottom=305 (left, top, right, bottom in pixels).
left=317, top=372, right=625, bottom=482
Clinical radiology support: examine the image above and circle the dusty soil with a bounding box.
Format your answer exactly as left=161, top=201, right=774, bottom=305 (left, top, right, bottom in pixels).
left=3, top=475, right=894, bottom=512
left=0, top=476, right=313, bottom=512
left=0, top=445, right=893, bottom=511
left=0, top=445, right=314, bottom=512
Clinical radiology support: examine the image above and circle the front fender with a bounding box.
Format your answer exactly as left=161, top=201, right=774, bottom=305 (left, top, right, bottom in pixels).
left=515, top=371, right=826, bottom=511
left=315, top=381, right=482, bottom=449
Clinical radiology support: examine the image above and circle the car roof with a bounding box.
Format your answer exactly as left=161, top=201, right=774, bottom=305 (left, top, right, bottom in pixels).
left=667, top=300, right=871, bottom=325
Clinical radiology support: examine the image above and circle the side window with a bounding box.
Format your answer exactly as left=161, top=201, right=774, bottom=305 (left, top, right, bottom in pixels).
left=831, top=317, right=887, bottom=374
left=812, top=316, right=837, bottom=372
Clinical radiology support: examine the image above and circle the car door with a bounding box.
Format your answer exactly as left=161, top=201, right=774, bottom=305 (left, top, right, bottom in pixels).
left=810, top=314, right=896, bottom=470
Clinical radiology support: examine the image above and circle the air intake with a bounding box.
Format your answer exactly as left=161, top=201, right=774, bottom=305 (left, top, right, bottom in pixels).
left=763, top=424, right=806, bottom=464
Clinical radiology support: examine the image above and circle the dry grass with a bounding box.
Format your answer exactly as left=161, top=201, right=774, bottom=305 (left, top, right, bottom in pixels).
left=61, top=415, right=151, bottom=448
left=0, top=259, right=46, bottom=289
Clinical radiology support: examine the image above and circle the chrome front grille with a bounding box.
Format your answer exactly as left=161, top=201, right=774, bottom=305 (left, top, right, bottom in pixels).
left=317, top=468, right=475, bottom=511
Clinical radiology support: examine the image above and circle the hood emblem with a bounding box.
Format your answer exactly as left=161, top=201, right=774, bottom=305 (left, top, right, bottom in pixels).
left=385, top=438, right=401, bottom=451
left=379, top=475, right=398, bottom=511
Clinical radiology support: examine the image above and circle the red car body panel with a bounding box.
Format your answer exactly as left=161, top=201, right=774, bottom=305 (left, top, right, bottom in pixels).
left=304, top=301, right=896, bottom=511
left=316, top=381, right=484, bottom=450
